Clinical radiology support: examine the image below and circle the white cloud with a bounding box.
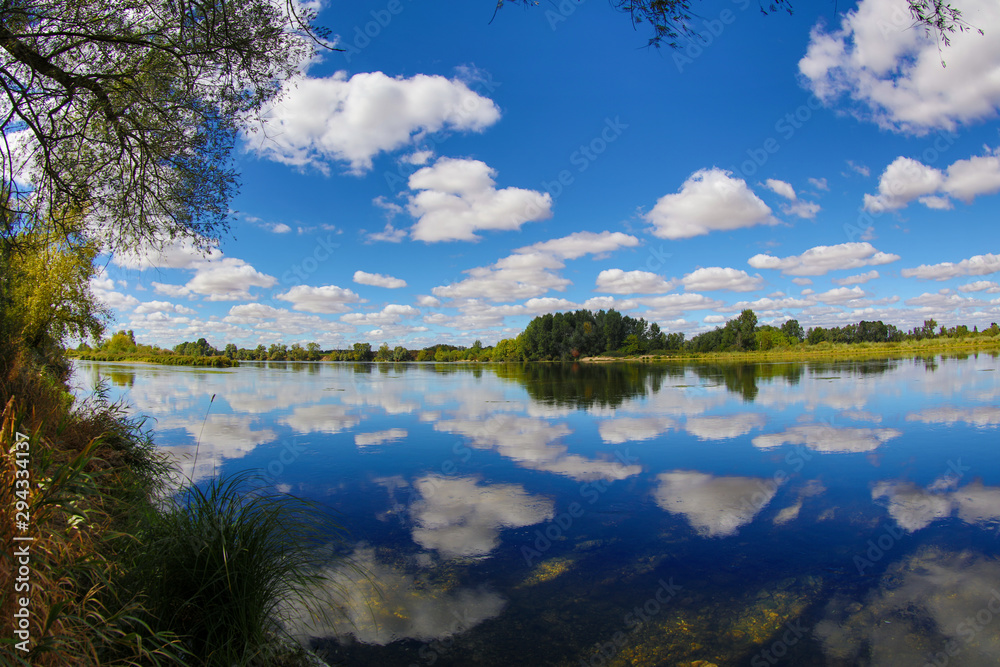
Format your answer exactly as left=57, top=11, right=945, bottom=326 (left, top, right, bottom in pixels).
left=407, top=158, right=552, bottom=242
left=516, top=231, right=639, bottom=260
left=151, top=282, right=192, bottom=298
left=901, top=253, right=1000, bottom=280
left=645, top=168, right=775, bottom=239
left=863, top=148, right=1000, bottom=212
left=748, top=242, right=900, bottom=276
left=816, top=286, right=867, bottom=304
left=598, top=417, right=675, bottom=444
left=133, top=300, right=196, bottom=315
left=341, top=304, right=419, bottom=326
left=366, top=222, right=408, bottom=243
left=353, top=270, right=407, bottom=289
left=958, top=280, right=1000, bottom=293
left=808, top=177, right=830, bottom=191
left=765, top=178, right=796, bottom=200
left=595, top=269, right=674, bottom=295
left=637, top=293, right=725, bottom=319
left=184, top=258, right=277, bottom=301
left=833, top=270, right=879, bottom=286
left=277, top=284, right=363, bottom=313
left=863, top=156, right=945, bottom=211
left=433, top=230, right=636, bottom=303
left=682, top=267, right=763, bottom=292
left=799, top=0, right=1000, bottom=132
left=417, top=295, right=441, bottom=307
left=112, top=237, right=223, bottom=270
left=781, top=200, right=821, bottom=219
left=249, top=71, right=500, bottom=173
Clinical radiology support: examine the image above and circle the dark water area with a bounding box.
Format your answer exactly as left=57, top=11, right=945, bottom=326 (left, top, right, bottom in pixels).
left=72, top=356, right=1000, bottom=666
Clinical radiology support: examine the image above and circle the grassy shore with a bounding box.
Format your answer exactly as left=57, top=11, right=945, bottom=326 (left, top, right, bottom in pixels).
left=580, top=336, right=1000, bottom=363
left=1, top=347, right=338, bottom=666
left=66, top=350, right=239, bottom=367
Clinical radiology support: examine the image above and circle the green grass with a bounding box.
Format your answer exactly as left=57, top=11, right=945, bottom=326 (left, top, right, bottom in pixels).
left=67, top=351, right=238, bottom=367
left=2, top=347, right=345, bottom=666
left=583, top=336, right=1000, bottom=363
left=130, top=471, right=347, bottom=665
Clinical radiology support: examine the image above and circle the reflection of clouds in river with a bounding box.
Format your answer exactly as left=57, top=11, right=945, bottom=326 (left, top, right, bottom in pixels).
left=355, top=429, right=408, bottom=447
left=436, top=415, right=642, bottom=481
left=772, top=480, right=825, bottom=525
left=873, top=479, right=1000, bottom=532
left=279, top=404, right=360, bottom=434
left=906, top=406, right=1000, bottom=427
left=653, top=470, right=776, bottom=537
left=289, top=546, right=506, bottom=645
left=155, top=414, right=277, bottom=483
left=815, top=547, right=1000, bottom=666
left=752, top=423, right=901, bottom=453
left=598, top=417, right=675, bottom=444
left=683, top=413, right=766, bottom=441
left=409, top=475, right=554, bottom=558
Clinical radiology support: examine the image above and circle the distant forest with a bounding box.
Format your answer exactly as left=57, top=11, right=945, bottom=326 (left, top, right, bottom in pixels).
left=70, top=309, right=1000, bottom=363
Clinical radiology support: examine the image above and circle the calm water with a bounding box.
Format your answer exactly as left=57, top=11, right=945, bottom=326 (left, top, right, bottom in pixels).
left=72, top=356, right=1000, bottom=666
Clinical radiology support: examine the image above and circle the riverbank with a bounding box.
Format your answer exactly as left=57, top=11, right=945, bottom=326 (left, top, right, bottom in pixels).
left=66, top=351, right=239, bottom=367
left=1, top=349, right=334, bottom=665
left=579, top=337, right=1000, bottom=363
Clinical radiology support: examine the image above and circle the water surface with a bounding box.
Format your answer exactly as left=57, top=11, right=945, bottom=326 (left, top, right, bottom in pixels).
left=72, top=356, right=1000, bottom=666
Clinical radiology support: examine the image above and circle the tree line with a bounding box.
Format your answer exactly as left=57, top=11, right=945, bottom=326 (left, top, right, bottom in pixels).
left=75, top=312, right=1000, bottom=365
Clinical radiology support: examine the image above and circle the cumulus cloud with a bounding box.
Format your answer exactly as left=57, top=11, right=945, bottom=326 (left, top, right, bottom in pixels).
left=277, top=284, right=363, bottom=313
left=833, top=270, right=879, bottom=286
left=901, top=253, right=1000, bottom=281
left=748, top=242, right=900, bottom=276
left=517, top=231, right=639, bottom=260
left=645, top=168, right=776, bottom=239
left=799, top=0, right=1000, bottom=132
left=249, top=71, right=500, bottom=173
left=353, top=270, right=407, bottom=288
left=184, top=258, right=277, bottom=301
left=815, top=286, right=868, bottom=305
left=781, top=200, right=821, bottom=219
left=341, top=304, right=419, bottom=326
left=765, top=178, right=796, bottom=200
left=595, top=269, right=675, bottom=295
left=433, top=231, right=638, bottom=303
left=958, top=280, right=1000, bottom=293
left=682, top=267, right=764, bottom=292
left=863, top=148, right=1000, bottom=212
left=407, top=158, right=552, bottom=242
left=112, top=237, right=223, bottom=270
left=133, top=300, right=196, bottom=315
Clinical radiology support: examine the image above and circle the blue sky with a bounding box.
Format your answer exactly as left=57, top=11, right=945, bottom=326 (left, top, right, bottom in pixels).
left=94, top=0, right=1000, bottom=349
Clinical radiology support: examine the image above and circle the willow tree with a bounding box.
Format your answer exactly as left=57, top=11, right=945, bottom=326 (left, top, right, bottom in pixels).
left=498, top=0, right=977, bottom=49
left=0, top=0, right=333, bottom=255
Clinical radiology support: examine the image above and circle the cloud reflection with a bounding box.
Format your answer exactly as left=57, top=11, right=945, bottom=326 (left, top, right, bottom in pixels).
left=409, top=475, right=554, bottom=558
left=752, top=423, right=901, bottom=453
left=653, top=470, right=776, bottom=537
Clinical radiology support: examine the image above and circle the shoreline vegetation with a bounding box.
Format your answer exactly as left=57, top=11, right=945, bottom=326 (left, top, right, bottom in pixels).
left=68, top=309, right=1000, bottom=368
